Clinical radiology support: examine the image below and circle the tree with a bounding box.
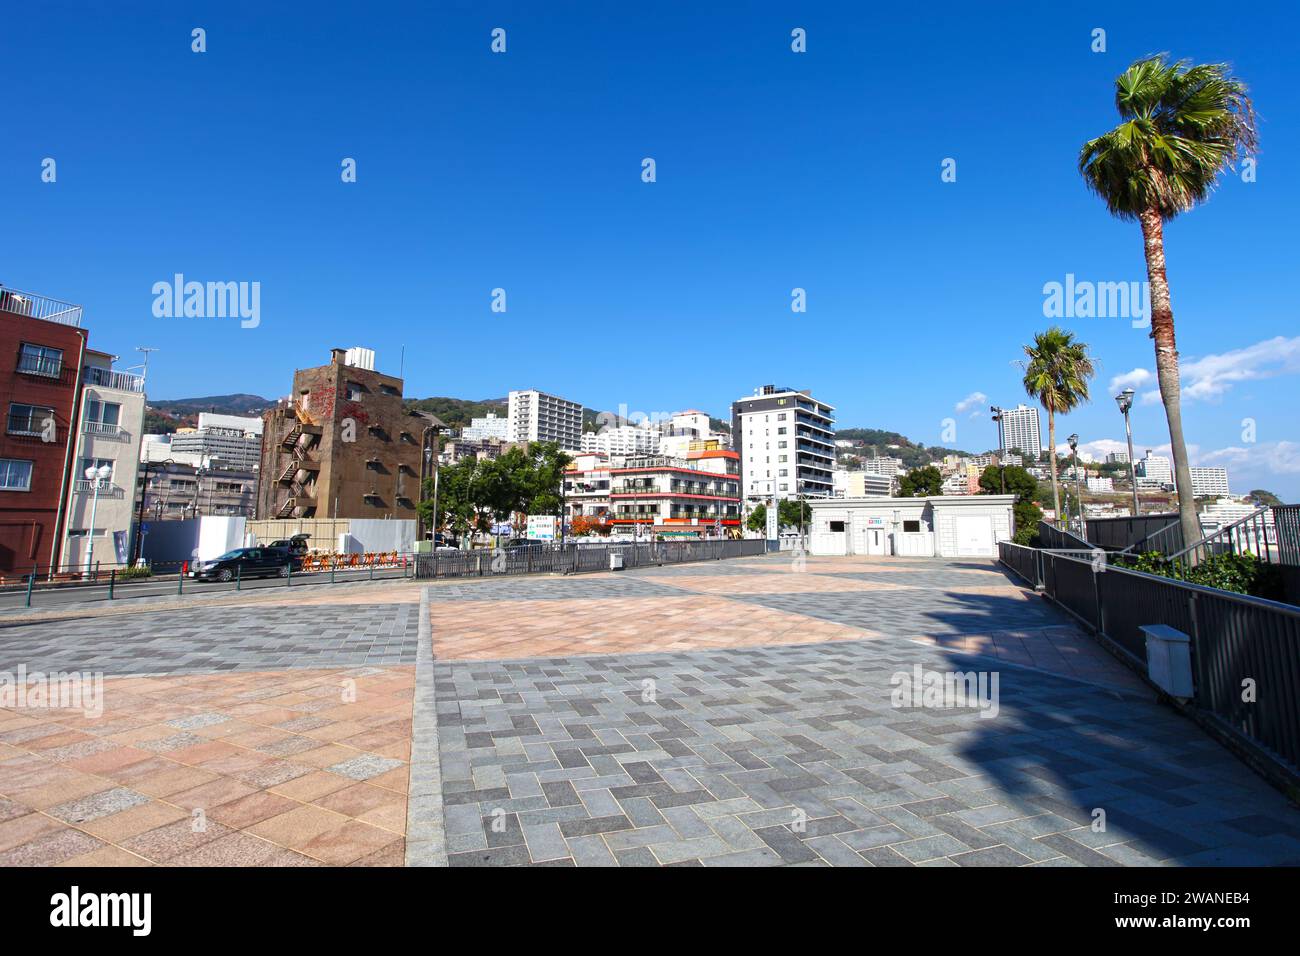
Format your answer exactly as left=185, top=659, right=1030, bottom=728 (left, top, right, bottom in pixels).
left=898, top=465, right=942, bottom=497
left=571, top=514, right=611, bottom=537
left=745, top=499, right=810, bottom=534
left=1021, top=327, right=1095, bottom=521
left=1079, top=54, right=1257, bottom=555
left=979, top=465, right=1041, bottom=544
left=1248, top=489, right=1284, bottom=507
left=416, top=441, right=572, bottom=543
left=978, top=464, right=1037, bottom=502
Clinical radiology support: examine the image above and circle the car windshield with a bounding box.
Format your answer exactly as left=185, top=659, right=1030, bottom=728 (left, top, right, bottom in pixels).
left=215, top=549, right=247, bottom=561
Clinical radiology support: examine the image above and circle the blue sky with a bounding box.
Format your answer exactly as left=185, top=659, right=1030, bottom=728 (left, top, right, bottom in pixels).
left=4, top=2, right=1298, bottom=498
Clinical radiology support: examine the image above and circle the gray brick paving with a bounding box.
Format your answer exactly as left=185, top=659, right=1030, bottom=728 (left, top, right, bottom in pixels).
left=429, top=584, right=1300, bottom=866
left=0, top=603, right=417, bottom=675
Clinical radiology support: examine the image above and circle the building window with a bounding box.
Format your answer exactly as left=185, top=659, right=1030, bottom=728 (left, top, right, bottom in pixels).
left=84, top=399, right=122, bottom=427
left=903, top=520, right=922, bottom=533
left=7, top=404, right=54, bottom=437
left=0, top=459, right=33, bottom=491
left=17, top=343, right=64, bottom=377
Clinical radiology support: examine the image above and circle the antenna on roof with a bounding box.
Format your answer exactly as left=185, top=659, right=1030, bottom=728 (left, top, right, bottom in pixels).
left=136, top=347, right=158, bottom=388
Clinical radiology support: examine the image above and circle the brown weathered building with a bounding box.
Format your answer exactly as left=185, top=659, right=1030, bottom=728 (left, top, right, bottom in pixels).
left=257, top=348, right=436, bottom=520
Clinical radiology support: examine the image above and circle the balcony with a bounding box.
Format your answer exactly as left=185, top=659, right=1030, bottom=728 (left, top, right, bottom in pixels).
left=73, top=480, right=125, bottom=498
left=83, top=420, right=127, bottom=441
left=83, top=365, right=144, bottom=393
left=0, top=288, right=83, bottom=327
left=16, top=353, right=63, bottom=378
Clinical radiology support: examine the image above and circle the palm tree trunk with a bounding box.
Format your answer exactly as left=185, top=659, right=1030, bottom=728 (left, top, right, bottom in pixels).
left=1139, top=208, right=1202, bottom=555
left=1047, top=407, right=1061, bottom=521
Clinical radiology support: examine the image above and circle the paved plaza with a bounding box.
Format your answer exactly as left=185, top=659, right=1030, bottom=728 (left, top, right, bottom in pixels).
left=2, top=554, right=1299, bottom=866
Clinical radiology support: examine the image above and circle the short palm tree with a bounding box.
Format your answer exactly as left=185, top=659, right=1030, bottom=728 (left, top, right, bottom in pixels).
left=1022, top=327, right=1096, bottom=522
left=1079, top=54, right=1257, bottom=551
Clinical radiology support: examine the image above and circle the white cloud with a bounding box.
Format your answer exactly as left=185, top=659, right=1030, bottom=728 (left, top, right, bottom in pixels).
left=1107, top=368, right=1152, bottom=394
left=954, top=391, right=987, bottom=418
left=1128, top=336, right=1300, bottom=406
left=1182, top=336, right=1300, bottom=402
left=1199, top=441, right=1300, bottom=476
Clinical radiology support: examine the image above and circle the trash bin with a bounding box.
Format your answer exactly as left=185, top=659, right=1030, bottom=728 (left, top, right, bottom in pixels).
left=609, top=552, right=624, bottom=571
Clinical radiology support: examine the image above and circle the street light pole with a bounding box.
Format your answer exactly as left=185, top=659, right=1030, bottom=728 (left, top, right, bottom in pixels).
left=1115, top=388, right=1140, bottom=517
left=989, top=406, right=1006, bottom=494
left=84, top=463, right=113, bottom=575
left=1068, top=433, right=1085, bottom=542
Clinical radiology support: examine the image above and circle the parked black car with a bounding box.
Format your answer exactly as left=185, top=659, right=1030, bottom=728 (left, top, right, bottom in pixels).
left=190, top=547, right=301, bottom=582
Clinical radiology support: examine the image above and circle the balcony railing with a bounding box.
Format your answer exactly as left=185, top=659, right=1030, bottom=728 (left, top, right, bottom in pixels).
left=83, top=365, right=144, bottom=393
left=83, top=420, right=126, bottom=439
left=16, top=353, right=63, bottom=378
left=0, top=288, right=83, bottom=327
left=72, top=480, right=124, bottom=498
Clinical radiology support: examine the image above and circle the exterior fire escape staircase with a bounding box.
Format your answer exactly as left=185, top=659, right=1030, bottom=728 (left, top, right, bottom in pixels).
left=275, top=401, right=323, bottom=518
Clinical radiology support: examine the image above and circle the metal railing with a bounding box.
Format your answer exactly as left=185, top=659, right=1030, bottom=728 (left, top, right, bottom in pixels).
left=1086, top=511, right=1182, bottom=553
left=71, top=480, right=125, bottom=497
left=998, top=541, right=1300, bottom=784
left=83, top=420, right=126, bottom=438
left=1165, top=507, right=1276, bottom=572
left=1276, top=505, right=1300, bottom=565
left=414, top=538, right=766, bottom=579
left=83, top=365, right=145, bottom=393
left=15, top=353, right=63, bottom=377
left=1037, top=520, right=1090, bottom=551
left=0, top=288, right=84, bottom=326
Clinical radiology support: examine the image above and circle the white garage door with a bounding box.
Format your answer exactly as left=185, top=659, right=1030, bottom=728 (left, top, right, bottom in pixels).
left=954, top=515, right=994, bottom=556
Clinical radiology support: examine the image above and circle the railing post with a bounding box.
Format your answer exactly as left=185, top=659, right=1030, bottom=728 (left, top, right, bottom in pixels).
left=1093, top=560, right=1104, bottom=634
left=286, top=561, right=292, bottom=587
left=236, top=562, right=242, bottom=591
left=178, top=567, right=184, bottom=595
left=26, top=565, right=36, bottom=608
left=108, top=569, right=116, bottom=600
left=1187, top=591, right=1202, bottom=702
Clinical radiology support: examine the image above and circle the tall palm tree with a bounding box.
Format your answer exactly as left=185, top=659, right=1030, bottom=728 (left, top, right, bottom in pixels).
left=1022, top=327, right=1096, bottom=523
left=1079, top=54, right=1257, bottom=552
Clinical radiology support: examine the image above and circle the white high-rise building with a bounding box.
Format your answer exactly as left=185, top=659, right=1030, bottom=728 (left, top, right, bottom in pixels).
left=731, top=385, right=835, bottom=502
left=1105, top=451, right=1130, bottom=465
left=996, top=404, right=1042, bottom=456
left=582, top=423, right=660, bottom=457
left=507, top=389, right=583, bottom=450
left=1189, top=466, right=1230, bottom=497
left=1135, top=450, right=1173, bottom=487
left=166, top=412, right=264, bottom=469
left=462, top=411, right=511, bottom=441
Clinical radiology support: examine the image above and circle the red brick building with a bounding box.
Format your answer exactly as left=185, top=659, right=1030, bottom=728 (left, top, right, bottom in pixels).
left=0, top=288, right=88, bottom=573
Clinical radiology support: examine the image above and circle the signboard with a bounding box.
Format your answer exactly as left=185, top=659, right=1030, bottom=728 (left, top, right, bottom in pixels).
left=526, top=515, right=557, bottom=541
left=113, top=530, right=129, bottom=564
left=863, top=516, right=887, bottom=529
left=765, top=499, right=778, bottom=540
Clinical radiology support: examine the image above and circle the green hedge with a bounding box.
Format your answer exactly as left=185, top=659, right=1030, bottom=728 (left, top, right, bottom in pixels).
left=1113, top=550, right=1283, bottom=601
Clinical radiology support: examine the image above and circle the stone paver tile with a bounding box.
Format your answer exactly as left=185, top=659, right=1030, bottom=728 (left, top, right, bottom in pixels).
left=48, top=787, right=151, bottom=824
left=298, top=820, right=402, bottom=865
left=121, top=819, right=234, bottom=863
left=0, top=827, right=105, bottom=866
